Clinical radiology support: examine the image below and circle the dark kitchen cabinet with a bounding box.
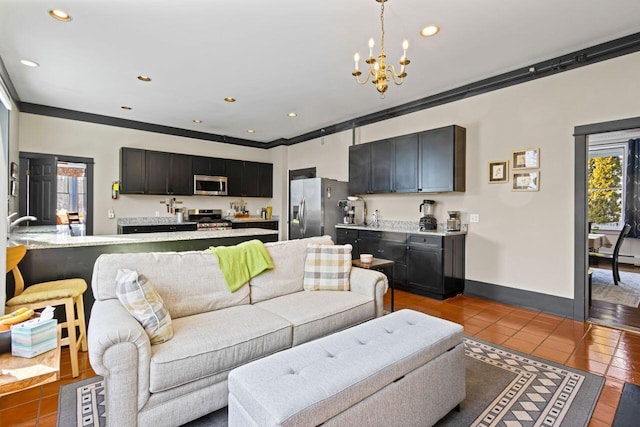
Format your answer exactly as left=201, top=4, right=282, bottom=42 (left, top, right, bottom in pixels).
left=393, top=134, right=419, bottom=193
left=337, top=227, right=465, bottom=299
left=146, top=151, right=192, bottom=195
left=118, top=223, right=197, bottom=234
left=145, top=151, right=171, bottom=194
left=231, top=220, right=278, bottom=230
left=258, top=163, right=273, bottom=198
left=336, top=228, right=360, bottom=259
left=120, top=148, right=146, bottom=194
left=404, top=233, right=465, bottom=300
left=170, top=153, right=193, bottom=195
left=370, top=140, right=394, bottom=193
left=347, top=125, right=465, bottom=195
left=225, top=159, right=243, bottom=196
left=242, top=162, right=260, bottom=197
left=192, top=156, right=226, bottom=176
left=418, top=125, right=466, bottom=193
left=357, top=231, right=406, bottom=286
left=348, top=144, right=371, bottom=195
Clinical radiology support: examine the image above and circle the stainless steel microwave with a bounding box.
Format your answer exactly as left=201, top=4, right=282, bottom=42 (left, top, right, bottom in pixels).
left=194, top=175, right=228, bottom=196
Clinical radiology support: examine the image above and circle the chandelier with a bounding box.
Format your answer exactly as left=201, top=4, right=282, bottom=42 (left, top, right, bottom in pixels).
left=352, top=0, right=409, bottom=96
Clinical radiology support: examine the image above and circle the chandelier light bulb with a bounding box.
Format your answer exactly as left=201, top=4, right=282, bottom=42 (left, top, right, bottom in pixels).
left=368, top=38, right=375, bottom=56
left=354, top=53, right=360, bottom=70
left=402, top=39, right=409, bottom=51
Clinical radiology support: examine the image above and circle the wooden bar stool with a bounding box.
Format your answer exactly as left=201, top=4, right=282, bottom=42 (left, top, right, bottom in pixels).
left=5, top=245, right=88, bottom=378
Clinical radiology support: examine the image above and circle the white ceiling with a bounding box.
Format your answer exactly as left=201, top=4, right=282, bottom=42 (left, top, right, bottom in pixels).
left=1, top=0, right=640, bottom=144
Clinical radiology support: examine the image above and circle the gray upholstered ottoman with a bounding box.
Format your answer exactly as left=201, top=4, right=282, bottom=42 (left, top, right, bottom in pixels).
left=228, top=309, right=465, bottom=427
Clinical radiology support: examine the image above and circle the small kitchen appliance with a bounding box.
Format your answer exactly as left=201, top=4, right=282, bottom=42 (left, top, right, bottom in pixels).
left=446, top=211, right=461, bottom=231
left=419, top=200, right=438, bottom=231
left=338, top=197, right=366, bottom=226
left=187, top=209, right=232, bottom=231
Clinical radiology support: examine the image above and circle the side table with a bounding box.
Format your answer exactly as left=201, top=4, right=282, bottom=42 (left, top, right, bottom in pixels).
left=0, top=325, right=62, bottom=396
left=352, top=257, right=395, bottom=312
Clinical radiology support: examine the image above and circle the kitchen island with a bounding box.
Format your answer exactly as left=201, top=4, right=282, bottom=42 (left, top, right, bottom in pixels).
left=7, top=227, right=278, bottom=325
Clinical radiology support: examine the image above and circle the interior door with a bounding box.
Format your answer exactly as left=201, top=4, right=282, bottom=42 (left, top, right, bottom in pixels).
left=28, top=156, right=58, bottom=225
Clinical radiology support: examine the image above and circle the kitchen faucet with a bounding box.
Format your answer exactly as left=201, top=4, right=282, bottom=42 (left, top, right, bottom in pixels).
left=7, top=212, right=37, bottom=233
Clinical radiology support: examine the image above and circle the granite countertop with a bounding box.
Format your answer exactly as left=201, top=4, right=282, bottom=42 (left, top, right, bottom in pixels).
left=117, top=217, right=198, bottom=226
left=8, top=227, right=278, bottom=250
left=335, top=220, right=467, bottom=236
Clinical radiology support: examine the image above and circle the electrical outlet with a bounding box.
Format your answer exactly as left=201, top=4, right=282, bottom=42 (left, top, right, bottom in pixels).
left=469, top=214, right=480, bottom=223
left=108, top=209, right=115, bottom=219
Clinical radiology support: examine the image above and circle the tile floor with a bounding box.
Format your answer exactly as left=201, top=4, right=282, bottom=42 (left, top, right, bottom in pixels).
left=2, top=291, right=640, bottom=426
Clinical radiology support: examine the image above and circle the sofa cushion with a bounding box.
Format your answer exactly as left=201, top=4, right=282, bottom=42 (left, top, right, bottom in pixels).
left=92, top=251, right=250, bottom=319
left=255, top=290, right=374, bottom=346
left=249, top=235, right=334, bottom=303
left=115, top=269, right=173, bottom=344
left=148, top=305, right=292, bottom=393
left=303, top=244, right=352, bottom=291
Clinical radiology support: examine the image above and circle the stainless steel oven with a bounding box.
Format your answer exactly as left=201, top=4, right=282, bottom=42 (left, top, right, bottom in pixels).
left=187, top=209, right=232, bottom=231
left=194, top=175, right=227, bottom=196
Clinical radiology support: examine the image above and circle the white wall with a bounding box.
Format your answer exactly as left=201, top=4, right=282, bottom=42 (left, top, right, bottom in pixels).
left=18, top=115, right=277, bottom=235
left=288, top=51, right=640, bottom=300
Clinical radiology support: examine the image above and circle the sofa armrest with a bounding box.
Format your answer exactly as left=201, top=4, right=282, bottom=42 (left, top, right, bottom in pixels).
left=88, top=299, right=152, bottom=423
left=349, top=267, right=388, bottom=317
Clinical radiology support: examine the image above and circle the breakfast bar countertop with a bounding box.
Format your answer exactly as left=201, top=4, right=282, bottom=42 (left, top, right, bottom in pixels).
left=8, top=227, right=278, bottom=250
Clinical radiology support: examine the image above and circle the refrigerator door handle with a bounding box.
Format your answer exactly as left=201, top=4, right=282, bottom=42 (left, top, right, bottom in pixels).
left=299, top=198, right=306, bottom=237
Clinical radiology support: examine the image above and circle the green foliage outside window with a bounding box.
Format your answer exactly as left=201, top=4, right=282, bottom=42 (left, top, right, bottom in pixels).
left=588, top=155, right=622, bottom=224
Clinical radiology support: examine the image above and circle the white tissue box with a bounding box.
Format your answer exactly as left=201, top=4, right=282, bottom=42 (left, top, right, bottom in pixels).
left=11, top=318, right=57, bottom=358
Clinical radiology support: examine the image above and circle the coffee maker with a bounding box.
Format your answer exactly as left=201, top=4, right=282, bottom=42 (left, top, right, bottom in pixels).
left=447, top=211, right=461, bottom=231
left=419, top=200, right=438, bottom=231
left=338, top=197, right=366, bottom=225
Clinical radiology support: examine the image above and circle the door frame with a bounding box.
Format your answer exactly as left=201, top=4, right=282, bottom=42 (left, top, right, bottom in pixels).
left=573, top=116, right=640, bottom=321
left=19, top=151, right=95, bottom=235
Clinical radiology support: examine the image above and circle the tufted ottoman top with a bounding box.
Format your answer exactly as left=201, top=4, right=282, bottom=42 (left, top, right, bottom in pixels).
left=228, top=309, right=463, bottom=426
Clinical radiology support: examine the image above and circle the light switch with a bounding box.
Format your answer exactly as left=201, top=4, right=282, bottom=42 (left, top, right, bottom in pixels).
left=108, top=209, right=115, bottom=219
left=470, top=214, right=480, bottom=223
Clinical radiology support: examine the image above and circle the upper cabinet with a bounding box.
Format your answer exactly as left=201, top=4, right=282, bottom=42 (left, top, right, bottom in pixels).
left=418, top=125, right=465, bottom=193
left=120, top=148, right=146, bottom=194
left=348, top=125, right=465, bottom=195
left=120, top=148, right=272, bottom=197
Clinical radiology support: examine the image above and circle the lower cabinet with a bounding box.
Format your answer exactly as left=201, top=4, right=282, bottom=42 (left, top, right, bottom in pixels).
left=336, top=228, right=465, bottom=299
left=118, top=223, right=197, bottom=234
left=231, top=221, right=279, bottom=230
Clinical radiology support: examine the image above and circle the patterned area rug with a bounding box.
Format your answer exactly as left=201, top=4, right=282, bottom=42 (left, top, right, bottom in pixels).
left=58, top=337, right=604, bottom=427
left=591, top=268, right=640, bottom=307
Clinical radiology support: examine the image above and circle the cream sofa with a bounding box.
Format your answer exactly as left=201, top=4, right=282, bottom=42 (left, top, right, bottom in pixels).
left=88, top=236, right=388, bottom=427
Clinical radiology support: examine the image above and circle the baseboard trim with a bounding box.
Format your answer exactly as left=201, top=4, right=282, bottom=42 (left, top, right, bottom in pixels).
left=465, top=280, right=575, bottom=319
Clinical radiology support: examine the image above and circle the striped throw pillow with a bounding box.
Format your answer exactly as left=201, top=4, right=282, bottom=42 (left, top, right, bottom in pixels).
left=303, top=244, right=352, bottom=291
left=115, top=269, right=173, bottom=344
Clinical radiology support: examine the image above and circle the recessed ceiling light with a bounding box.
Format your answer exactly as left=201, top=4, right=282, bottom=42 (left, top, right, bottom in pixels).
left=20, top=59, right=39, bottom=67
left=247, top=129, right=255, bottom=133
left=420, top=25, right=440, bottom=37
left=287, top=112, right=297, bottom=117
left=49, top=9, right=71, bottom=22
left=193, top=119, right=202, bottom=123
left=121, top=106, right=132, bottom=110
left=137, top=75, right=152, bottom=82
left=224, top=97, right=236, bottom=103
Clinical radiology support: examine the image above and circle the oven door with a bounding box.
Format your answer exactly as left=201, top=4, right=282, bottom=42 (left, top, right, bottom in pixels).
left=194, top=175, right=227, bottom=196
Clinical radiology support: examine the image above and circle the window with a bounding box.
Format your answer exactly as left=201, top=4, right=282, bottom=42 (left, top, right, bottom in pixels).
left=588, top=144, right=625, bottom=230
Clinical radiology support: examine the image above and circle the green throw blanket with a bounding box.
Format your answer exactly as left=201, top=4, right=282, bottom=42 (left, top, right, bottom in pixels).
left=206, top=240, right=274, bottom=292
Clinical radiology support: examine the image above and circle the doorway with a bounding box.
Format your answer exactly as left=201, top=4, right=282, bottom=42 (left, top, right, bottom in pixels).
left=574, top=117, right=640, bottom=330
left=18, top=152, right=94, bottom=235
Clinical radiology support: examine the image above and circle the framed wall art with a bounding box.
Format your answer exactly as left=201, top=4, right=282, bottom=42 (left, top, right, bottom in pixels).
left=512, top=171, right=540, bottom=191
left=512, top=148, right=540, bottom=170
left=488, top=160, right=509, bottom=183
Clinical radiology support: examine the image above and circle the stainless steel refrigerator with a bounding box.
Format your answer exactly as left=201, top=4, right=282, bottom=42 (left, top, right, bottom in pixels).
left=289, top=178, right=348, bottom=242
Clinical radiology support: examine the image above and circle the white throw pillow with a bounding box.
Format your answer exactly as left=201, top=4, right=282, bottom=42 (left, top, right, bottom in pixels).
left=115, top=269, right=174, bottom=344
left=303, top=244, right=352, bottom=291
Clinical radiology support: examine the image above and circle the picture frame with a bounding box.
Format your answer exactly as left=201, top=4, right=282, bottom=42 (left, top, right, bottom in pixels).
left=10, top=161, right=18, bottom=179
left=488, top=160, right=509, bottom=183
left=512, top=148, right=540, bottom=170
left=512, top=170, right=540, bottom=192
